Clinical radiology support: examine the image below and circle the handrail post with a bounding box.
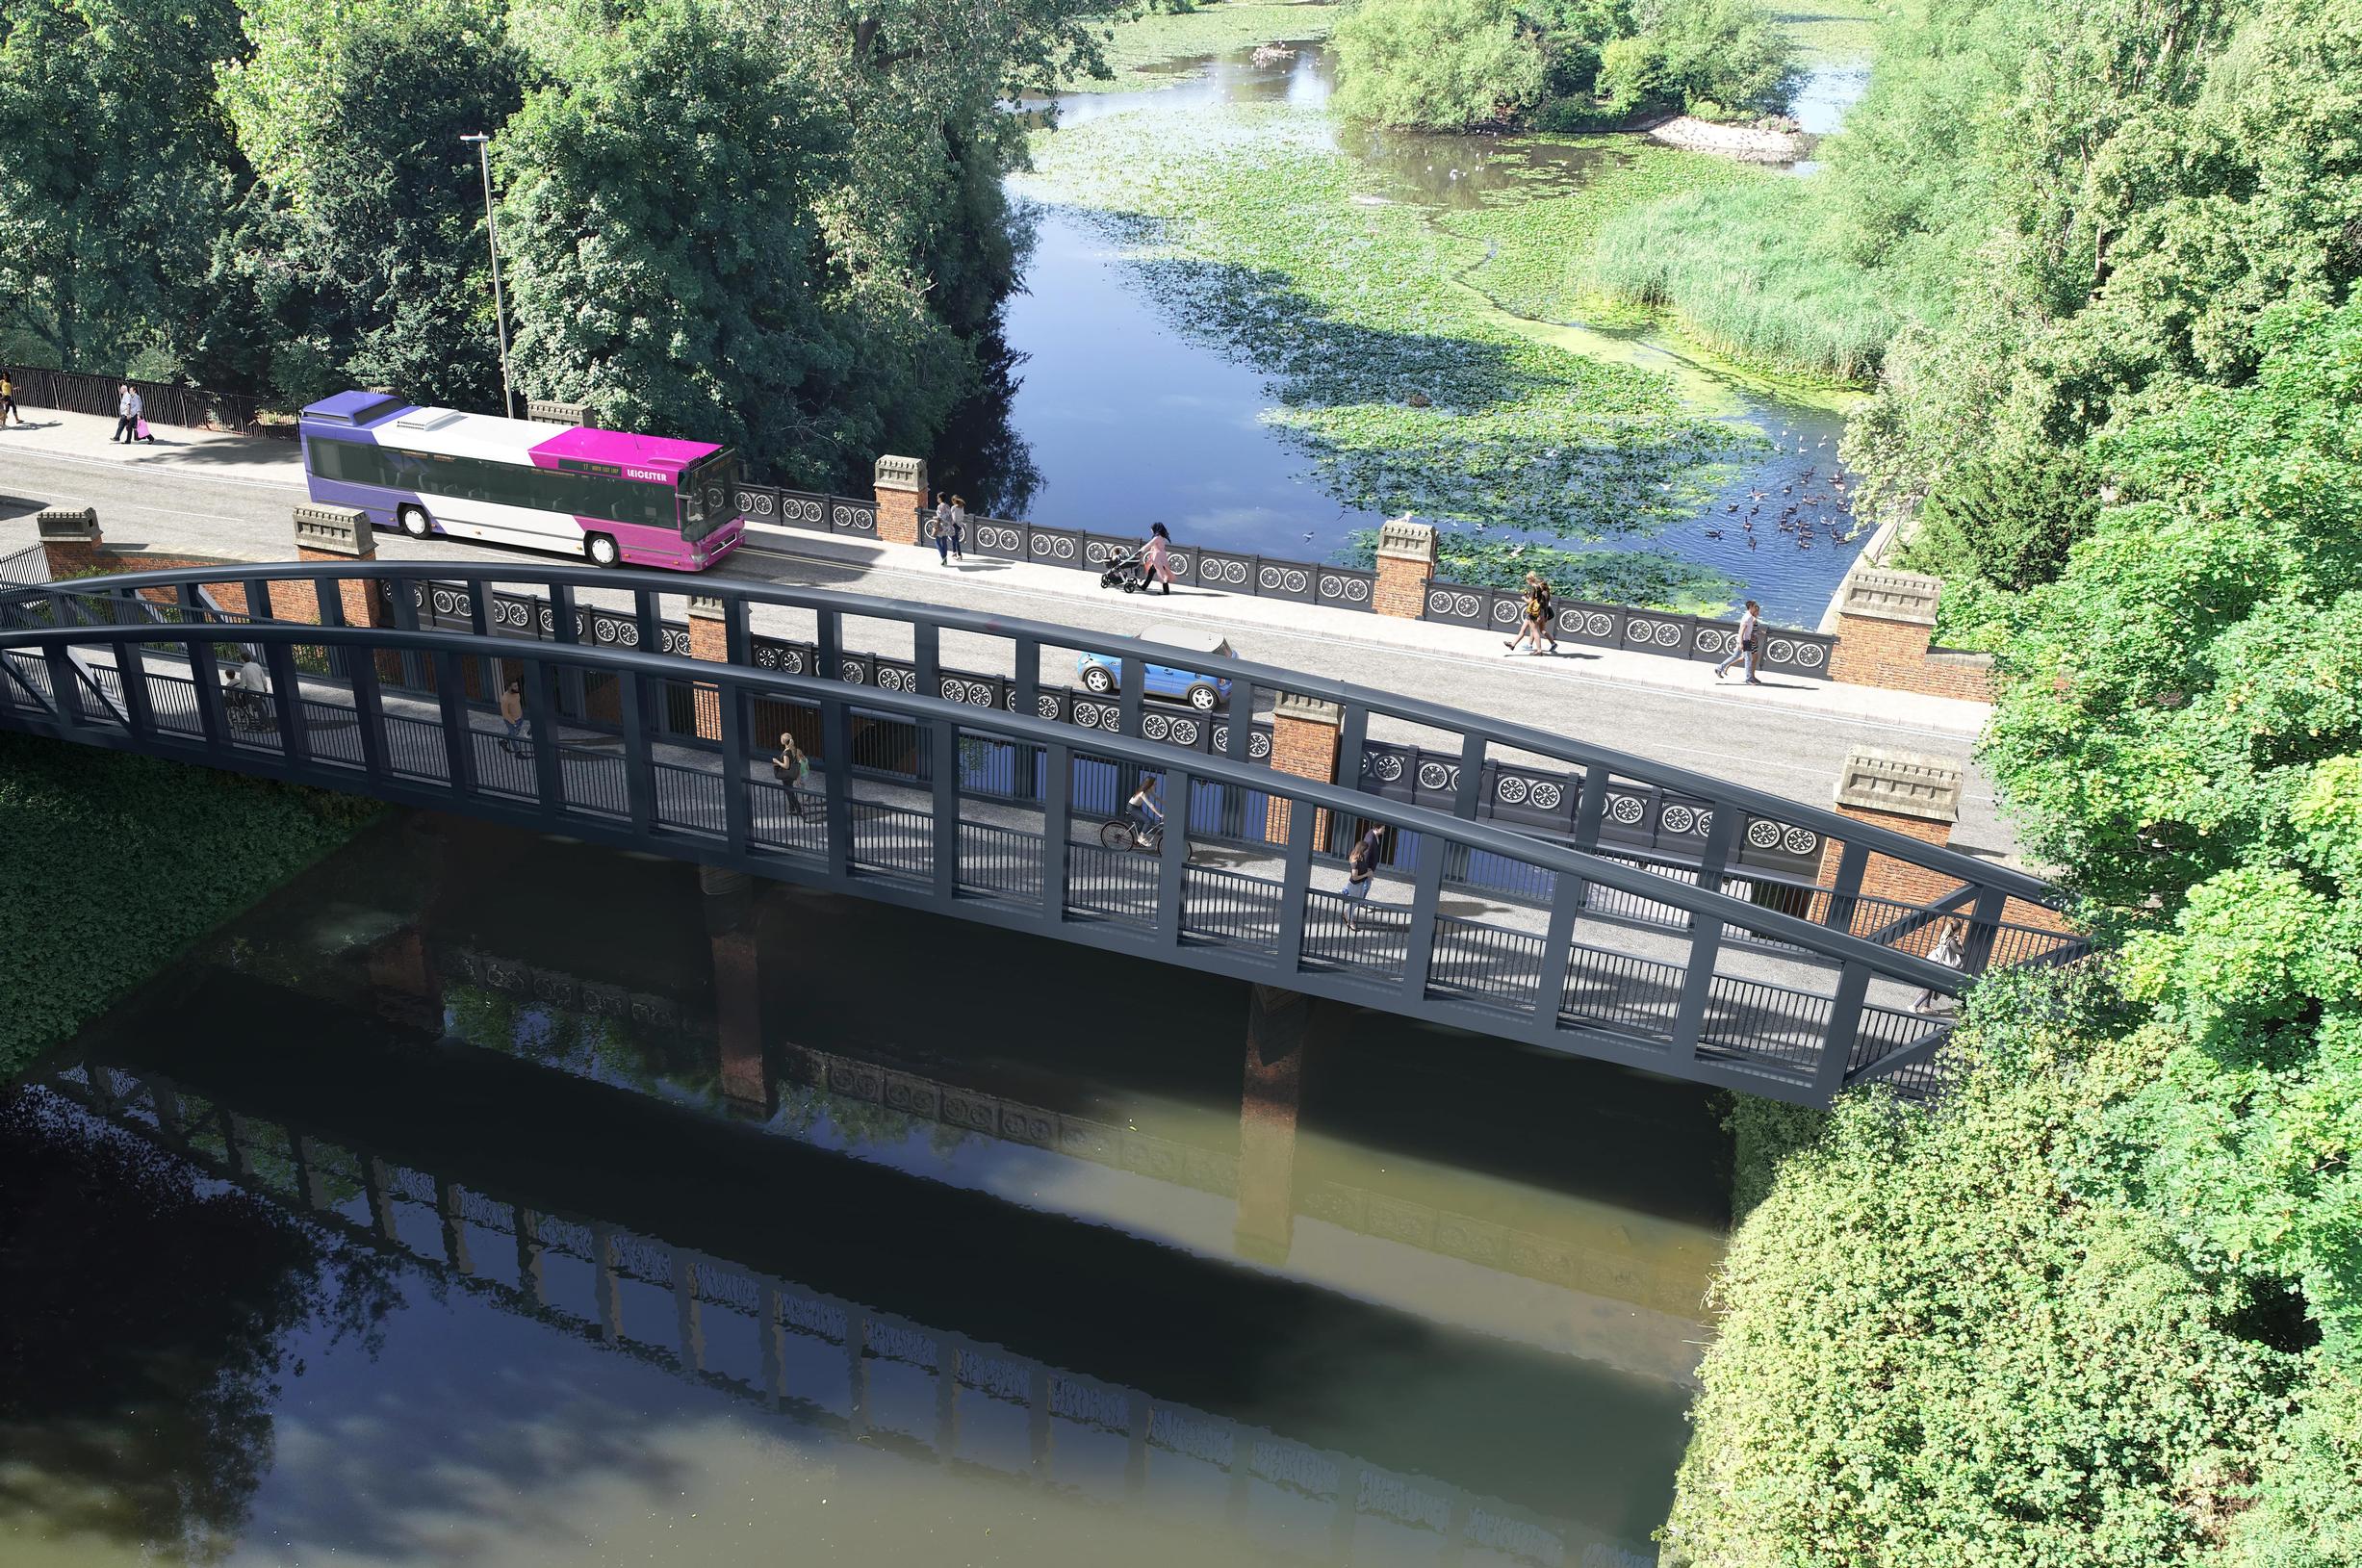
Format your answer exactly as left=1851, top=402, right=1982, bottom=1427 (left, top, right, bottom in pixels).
left=1664, top=809, right=1742, bottom=1065
left=1565, top=763, right=1609, bottom=910
left=432, top=651, right=476, bottom=795
left=1014, top=633, right=1041, bottom=721
left=1225, top=681, right=1254, bottom=763
left=1399, top=829, right=1449, bottom=1002
left=930, top=716, right=960, bottom=900
left=1118, top=662, right=1144, bottom=739
left=1335, top=702, right=1368, bottom=794
left=112, top=637, right=155, bottom=738
left=180, top=584, right=225, bottom=747
left=1453, top=735, right=1487, bottom=819
left=912, top=621, right=940, bottom=701
left=40, top=644, right=84, bottom=732
left=349, top=633, right=389, bottom=778
left=822, top=693, right=853, bottom=880
left=1823, top=839, right=1868, bottom=933
left=525, top=654, right=563, bottom=810
left=619, top=670, right=655, bottom=835
left=549, top=582, right=578, bottom=645
left=1040, top=739, right=1071, bottom=924
left=264, top=640, right=309, bottom=767
left=719, top=673, right=753, bottom=852
left=1529, top=864, right=1583, bottom=1041
left=387, top=576, right=424, bottom=691
left=1961, top=885, right=2008, bottom=976
left=1273, top=789, right=1315, bottom=971
left=1155, top=764, right=1192, bottom=944
left=1815, top=961, right=1873, bottom=1099
left=242, top=576, right=274, bottom=630
left=632, top=588, right=665, bottom=742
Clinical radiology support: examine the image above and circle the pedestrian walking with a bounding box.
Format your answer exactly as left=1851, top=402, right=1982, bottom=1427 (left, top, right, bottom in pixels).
left=112, top=382, right=141, bottom=443
left=1503, top=572, right=1556, bottom=655
left=1141, top=522, right=1175, bottom=596
left=1913, top=916, right=1967, bottom=1013
left=948, top=495, right=966, bottom=560
left=1341, top=820, right=1386, bottom=931
left=932, top=496, right=959, bottom=564
left=498, top=679, right=527, bottom=756
left=1715, top=600, right=1763, bottom=684
left=0, top=370, right=21, bottom=426
left=223, top=648, right=270, bottom=727
left=774, top=731, right=816, bottom=820
left=1127, top=772, right=1165, bottom=847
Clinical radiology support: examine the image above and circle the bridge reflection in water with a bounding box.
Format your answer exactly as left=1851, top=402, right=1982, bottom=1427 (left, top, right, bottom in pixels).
left=35, top=812, right=1729, bottom=1565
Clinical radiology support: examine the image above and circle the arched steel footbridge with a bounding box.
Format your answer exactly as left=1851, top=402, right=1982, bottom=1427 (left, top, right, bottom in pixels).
left=0, top=562, right=2075, bottom=1105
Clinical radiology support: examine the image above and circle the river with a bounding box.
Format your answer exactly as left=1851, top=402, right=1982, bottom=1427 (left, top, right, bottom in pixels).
left=974, top=42, right=1871, bottom=627
left=3, top=812, right=1732, bottom=1565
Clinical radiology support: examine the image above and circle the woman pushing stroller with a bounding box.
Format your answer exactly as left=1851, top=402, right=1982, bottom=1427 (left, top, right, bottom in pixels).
left=1100, top=523, right=1177, bottom=594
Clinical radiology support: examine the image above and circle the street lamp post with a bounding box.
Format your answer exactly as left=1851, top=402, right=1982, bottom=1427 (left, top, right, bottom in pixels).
left=460, top=133, right=516, bottom=420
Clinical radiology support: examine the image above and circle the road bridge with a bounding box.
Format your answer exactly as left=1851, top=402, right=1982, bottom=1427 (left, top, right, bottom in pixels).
left=0, top=561, right=2076, bottom=1104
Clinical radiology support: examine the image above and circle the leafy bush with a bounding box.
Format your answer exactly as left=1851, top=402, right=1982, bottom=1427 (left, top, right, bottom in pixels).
left=0, top=733, right=376, bottom=1075
left=1330, top=0, right=1548, bottom=127
left=1633, top=0, right=1795, bottom=114
left=1666, top=973, right=2304, bottom=1568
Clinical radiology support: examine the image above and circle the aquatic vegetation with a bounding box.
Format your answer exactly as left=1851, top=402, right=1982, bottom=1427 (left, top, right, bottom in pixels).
left=1434, top=137, right=1759, bottom=325
left=1014, top=102, right=1761, bottom=541
left=1059, top=0, right=1343, bottom=91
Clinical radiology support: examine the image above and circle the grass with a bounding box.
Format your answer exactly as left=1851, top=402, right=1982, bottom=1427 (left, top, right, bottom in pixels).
left=1058, top=1, right=1343, bottom=92
left=1771, top=0, right=1890, bottom=64
left=0, top=734, right=378, bottom=1076
left=1586, top=176, right=1911, bottom=384
left=1014, top=103, right=1762, bottom=578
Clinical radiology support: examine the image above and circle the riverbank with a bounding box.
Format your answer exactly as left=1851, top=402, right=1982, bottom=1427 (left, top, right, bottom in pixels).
left=0, top=734, right=378, bottom=1075
left=1060, top=0, right=1342, bottom=92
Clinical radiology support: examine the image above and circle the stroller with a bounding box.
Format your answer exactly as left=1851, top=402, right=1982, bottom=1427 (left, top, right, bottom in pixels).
left=1098, top=546, right=1152, bottom=594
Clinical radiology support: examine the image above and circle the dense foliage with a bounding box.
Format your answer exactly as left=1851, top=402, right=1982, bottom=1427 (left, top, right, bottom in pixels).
left=0, top=0, right=1107, bottom=492
left=0, top=733, right=377, bottom=1075
left=1666, top=300, right=2362, bottom=1568
left=1330, top=0, right=1796, bottom=129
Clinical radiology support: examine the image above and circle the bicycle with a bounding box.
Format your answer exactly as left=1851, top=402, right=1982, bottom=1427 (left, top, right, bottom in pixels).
left=1100, top=816, right=1164, bottom=854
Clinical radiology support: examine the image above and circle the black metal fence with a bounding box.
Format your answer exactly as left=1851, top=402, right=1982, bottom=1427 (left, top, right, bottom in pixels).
left=7, top=365, right=275, bottom=433
left=1421, top=581, right=1837, bottom=680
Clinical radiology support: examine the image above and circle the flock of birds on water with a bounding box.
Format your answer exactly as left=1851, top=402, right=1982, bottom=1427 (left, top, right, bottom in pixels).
left=1700, top=426, right=1863, bottom=552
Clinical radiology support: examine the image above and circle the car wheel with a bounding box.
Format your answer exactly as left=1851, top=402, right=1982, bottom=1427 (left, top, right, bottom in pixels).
left=1082, top=664, right=1116, bottom=695
left=1187, top=682, right=1220, bottom=711
left=398, top=504, right=432, bottom=539
left=585, top=533, right=620, bottom=568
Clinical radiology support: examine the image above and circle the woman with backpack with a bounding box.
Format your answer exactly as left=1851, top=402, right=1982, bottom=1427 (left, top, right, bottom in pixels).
left=775, top=731, right=816, bottom=820
left=1504, top=573, right=1557, bottom=655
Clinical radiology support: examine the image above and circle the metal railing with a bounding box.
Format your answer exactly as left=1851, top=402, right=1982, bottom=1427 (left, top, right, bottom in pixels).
left=0, top=570, right=2016, bottom=1102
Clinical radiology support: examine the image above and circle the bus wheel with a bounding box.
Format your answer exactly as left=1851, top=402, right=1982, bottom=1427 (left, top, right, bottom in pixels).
left=398, top=504, right=431, bottom=539
left=586, top=533, right=620, bottom=568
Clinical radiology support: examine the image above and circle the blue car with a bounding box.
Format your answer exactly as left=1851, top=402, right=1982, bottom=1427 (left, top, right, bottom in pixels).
left=1074, top=624, right=1235, bottom=711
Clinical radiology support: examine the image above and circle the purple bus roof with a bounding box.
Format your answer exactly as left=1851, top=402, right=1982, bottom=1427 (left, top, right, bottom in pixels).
left=301, top=390, right=414, bottom=425
left=530, top=425, right=721, bottom=476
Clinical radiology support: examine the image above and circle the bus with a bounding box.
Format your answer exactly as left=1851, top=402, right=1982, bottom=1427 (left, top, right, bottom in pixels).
left=297, top=390, right=745, bottom=572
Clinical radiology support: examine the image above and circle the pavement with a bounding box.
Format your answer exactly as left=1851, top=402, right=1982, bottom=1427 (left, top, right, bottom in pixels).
left=0, top=407, right=2032, bottom=869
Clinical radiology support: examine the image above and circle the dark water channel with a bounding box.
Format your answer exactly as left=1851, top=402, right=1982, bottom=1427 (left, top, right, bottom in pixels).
left=4, top=813, right=1731, bottom=1565
left=987, top=44, right=1871, bottom=626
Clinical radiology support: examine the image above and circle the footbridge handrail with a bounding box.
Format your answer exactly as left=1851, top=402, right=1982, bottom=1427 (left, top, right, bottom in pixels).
left=0, top=560, right=2064, bottom=910
left=3, top=610, right=1972, bottom=1102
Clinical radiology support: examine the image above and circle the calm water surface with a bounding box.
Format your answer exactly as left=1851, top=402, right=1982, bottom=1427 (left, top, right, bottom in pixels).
left=988, top=44, right=1873, bottom=625
left=4, top=814, right=1732, bottom=1565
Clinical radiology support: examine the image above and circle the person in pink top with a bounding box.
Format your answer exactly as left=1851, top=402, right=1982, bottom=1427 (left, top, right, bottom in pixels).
left=1141, top=522, right=1174, bottom=595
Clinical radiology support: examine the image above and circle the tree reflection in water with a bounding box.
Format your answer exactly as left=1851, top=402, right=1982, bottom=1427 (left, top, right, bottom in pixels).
left=0, top=1085, right=398, bottom=1561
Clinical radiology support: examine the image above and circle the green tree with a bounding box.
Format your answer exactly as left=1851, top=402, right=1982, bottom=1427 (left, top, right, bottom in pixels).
left=217, top=0, right=524, bottom=408
left=1331, top=0, right=1551, bottom=129
left=1910, top=441, right=2100, bottom=592
left=499, top=0, right=860, bottom=476
left=0, top=0, right=248, bottom=373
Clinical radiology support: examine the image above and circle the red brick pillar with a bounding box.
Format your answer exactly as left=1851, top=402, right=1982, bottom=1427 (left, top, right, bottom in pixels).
left=1235, top=983, right=1311, bottom=1264
left=872, top=454, right=927, bottom=548
left=1264, top=691, right=1341, bottom=847
left=687, top=593, right=727, bottom=740
left=1374, top=516, right=1435, bottom=620
left=284, top=504, right=386, bottom=627
left=1816, top=748, right=1965, bottom=915
left=36, top=505, right=106, bottom=578
left=1827, top=565, right=1993, bottom=701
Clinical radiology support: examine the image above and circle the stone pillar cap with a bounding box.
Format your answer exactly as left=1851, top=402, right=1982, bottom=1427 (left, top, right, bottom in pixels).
left=293, top=502, right=374, bottom=556
left=874, top=454, right=928, bottom=493
left=526, top=397, right=593, bottom=426
left=686, top=594, right=726, bottom=620
left=1375, top=514, right=1436, bottom=562
left=1833, top=747, right=1964, bottom=824
left=1835, top=562, right=1942, bottom=627
left=1272, top=690, right=1344, bottom=726
left=36, top=504, right=99, bottom=542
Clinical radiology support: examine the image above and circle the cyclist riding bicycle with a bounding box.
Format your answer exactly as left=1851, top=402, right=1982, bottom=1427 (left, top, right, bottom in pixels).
left=1127, top=774, right=1165, bottom=847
